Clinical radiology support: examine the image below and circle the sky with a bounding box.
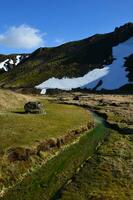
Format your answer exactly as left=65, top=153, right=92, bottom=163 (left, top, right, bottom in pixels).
left=0, top=0, right=133, bottom=54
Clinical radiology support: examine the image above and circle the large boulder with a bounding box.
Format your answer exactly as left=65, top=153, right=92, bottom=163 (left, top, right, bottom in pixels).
left=24, top=101, right=43, bottom=114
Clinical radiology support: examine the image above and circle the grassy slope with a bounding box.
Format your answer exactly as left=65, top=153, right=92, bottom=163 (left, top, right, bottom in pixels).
left=0, top=89, right=36, bottom=111
left=0, top=102, right=90, bottom=151
left=1, top=120, right=106, bottom=200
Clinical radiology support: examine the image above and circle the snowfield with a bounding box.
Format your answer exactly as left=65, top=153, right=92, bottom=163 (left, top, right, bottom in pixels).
left=36, top=68, right=109, bottom=94
left=36, top=37, right=133, bottom=94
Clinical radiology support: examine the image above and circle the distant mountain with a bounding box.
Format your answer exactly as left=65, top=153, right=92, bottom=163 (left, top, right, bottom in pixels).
left=0, top=22, right=133, bottom=93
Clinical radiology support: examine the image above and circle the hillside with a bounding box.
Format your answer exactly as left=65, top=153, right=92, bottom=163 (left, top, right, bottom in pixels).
left=0, top=23, right=133, bottom=92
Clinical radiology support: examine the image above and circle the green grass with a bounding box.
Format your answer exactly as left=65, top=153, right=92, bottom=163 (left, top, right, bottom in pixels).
left=0, top=99, right=90, bottom=151
left=1, top=120, right=106, bottom=200
left=59, top=130, right=133, bottom=200
left=0, top=89, right=94, bottom=192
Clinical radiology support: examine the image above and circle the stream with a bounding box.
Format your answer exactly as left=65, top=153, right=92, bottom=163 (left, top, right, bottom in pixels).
left=51, top=111, right=109, bottom=200
left=2, top=111, right=109, bottom=200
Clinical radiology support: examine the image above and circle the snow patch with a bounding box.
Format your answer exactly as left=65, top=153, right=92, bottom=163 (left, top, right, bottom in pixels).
left=97, top=37, right=133, bottom=90
left=0, top=54, right=27, bottom=71
left=0, top=59, right=14, bottom=71
left=9, top=59, right=14, bottom=65
left=15, top=55, right=22, bottom=65
left=0, top=59, right=9, bottom=71
left=36, top=67, right=109, bottom=94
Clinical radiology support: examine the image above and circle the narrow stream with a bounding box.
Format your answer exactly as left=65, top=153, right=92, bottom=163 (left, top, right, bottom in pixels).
left=51, top=111, right=109, bottom=200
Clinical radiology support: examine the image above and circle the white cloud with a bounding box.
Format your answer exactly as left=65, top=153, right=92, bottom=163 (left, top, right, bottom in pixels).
left=0, top=24, right=45, bottom=49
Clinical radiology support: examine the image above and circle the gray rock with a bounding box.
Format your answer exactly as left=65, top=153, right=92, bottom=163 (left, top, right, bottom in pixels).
left=24, top=101, right=43, bottom=114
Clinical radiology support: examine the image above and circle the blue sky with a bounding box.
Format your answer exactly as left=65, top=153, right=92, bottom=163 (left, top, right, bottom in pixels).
left=0, top=0, right=133, bottom=54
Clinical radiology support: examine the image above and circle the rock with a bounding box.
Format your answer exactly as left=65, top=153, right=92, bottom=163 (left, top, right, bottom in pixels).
left=7, top=147, right=31, bottom=162
left=73, top=96, right=79, bottom=100
left=24, top=101, right=43, bottom=114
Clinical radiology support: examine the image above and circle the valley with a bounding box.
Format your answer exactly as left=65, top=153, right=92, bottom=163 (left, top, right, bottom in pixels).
left=0, top=91, right=132, bottom=200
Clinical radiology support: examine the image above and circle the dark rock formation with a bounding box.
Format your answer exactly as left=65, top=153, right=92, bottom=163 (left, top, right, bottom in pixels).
left=124, top=54, right=133, bottom=81
left=24, top=101, right=43, bottom=113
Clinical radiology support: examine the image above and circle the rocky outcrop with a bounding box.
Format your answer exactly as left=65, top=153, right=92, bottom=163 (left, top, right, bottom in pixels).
left=124, top=54, right=133, bottom=81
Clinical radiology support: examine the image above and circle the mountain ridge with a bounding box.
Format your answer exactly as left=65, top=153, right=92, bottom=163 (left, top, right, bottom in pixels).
left=0, top=22, right=133, bottom=92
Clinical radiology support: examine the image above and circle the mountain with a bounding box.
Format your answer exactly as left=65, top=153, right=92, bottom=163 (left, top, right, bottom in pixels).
left=0, top=22, right=133, bottom=93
